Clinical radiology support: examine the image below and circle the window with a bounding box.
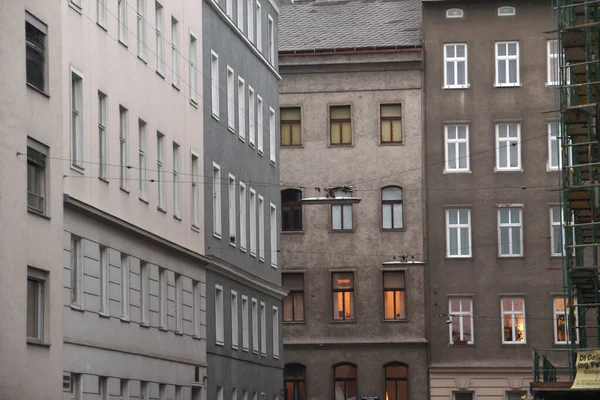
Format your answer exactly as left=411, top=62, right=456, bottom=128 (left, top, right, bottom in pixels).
left=121, top=254, right=130, bottom=319
left=258, top=195, right=265, bottom=261
left=159, top=267, right=167, bottom=328
left=496, top=41, right=520, bottom=86
left=140, top=262, right=149, bottom=324
left=96, top=0, right=107, bottom=26
left=283, top=274, right=304, bottom=322
left=216, top=285, right=224, bottom=345
left=385, top=363, right=408, bottom=400
left=498, top=207, right=523, bottom=256
left=213, top=163, right=222, bottom=237
left=193, top=281, right=201, bottom=337
left=272, top=306, right=280, bottom=358
left=227, top=67, right=235, bottom=131
left=99, top=246, right=109, bottom=315
left=232, top=290, right=239, bottom=349
left=226, top=0, right=233, bottom=18
left=332, top=272, right=354, bottom=321
left=211, top=51, right=219, bottom=118
left=98, top=92, right=108, bottom=179
left=281, top=189, right=302, bottom=232
left=554, top=297, right=579, bottom=344
left=383, top=271, right=406, bottom=321
left=175, top=273, right=183, bottom=332
left=189, top=34, right=198, bottom=104
left=119, top=106, right=129, bottom=190
left=257, top=95, right=264, bottom=153
left=444, top=43, right=468, bottom=88
left=240, top=182, right=247, bottom=251
left=27, top=267, right=46, bottom=342
left=117, top=0, right=127, bottom=43
left=192, top=153, right=200, bottom=228
left=242, top=295, right=249, bottom=351
left=382, top=186, right=403, bottom=230
left=138, top=121, right=148, bottom=200
left=453, top=393, right=473, bottom=400
left=332, top=189, right=353, bottom=231
left=159, top=384, right=167, bottom=400
left=333, top=364, right=356, bottom=400
left=498, top=6, right=516, bottom=16
left=284, top=364, right=306, bottom=400
left=449, top=298, right=473, bottom=344
left=156, top=2, right=164, bottom=75
left=445, top=125, right=470, bottom=172
left=548, top=121, right=562, bottom=170
left=260, top=301, right=266, bottom=356
left=548, top=39, right=559, bottom=86
left=248, top=0, right=255, bottom=43
left=229, top=175, right=237, bottom=245
left=239, top=77, right=246, bottom=141
left=506, top=392, right=526, bottom=400
left=25, top=12, right=47, bottom=93
left=70, top=236, right=83, bottom=307
left=501, top=298, right=526, bottom=343
left=171, top=18, right=179, bottom=87
left=237, top=0, right=244, bottom=29
left=252, top=298, right=259, bottom=353
left=71, top=70, right=84, bottom=168
left=281, top=107, right=302, bottom=146
left=232, top=389, right=238, bottom=400
left=250, top=188, right=257, bottom=257
left=446, top=8, right=464, bottom=18
left=380, top=104, right=402, bottom=143
left=270, top=203, right=277, bottom=268
left=495, top=122, right=521, bottom=171
left=157, top=133, right=166, bottom=209
left=267, top=15, right=274, bottom=64
left=137, top=0, right=146, bottom=59
left=330, top=105, right=352, bottom=145
left=249, top=87, right=256, bottom=146
left=27, top=138, right=48, bottom=215
left=100, top=377, right=109, bottom=400
left=446, top=209, right=471, bottom=257
left=176, top=387, right=183, bottom=400
left=268, top=108, right=281, bottom=154
left=256, top=2, right=262, bottom=52
left=550, top=206, right=571, bottom=257
left=173, top=143, right=181, bottom=218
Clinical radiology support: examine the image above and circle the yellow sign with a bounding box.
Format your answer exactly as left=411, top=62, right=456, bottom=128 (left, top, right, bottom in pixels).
left=572, top=350, right=600, bottom=389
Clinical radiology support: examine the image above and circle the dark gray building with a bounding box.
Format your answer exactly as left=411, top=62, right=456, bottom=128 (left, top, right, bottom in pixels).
left=423, top=1, right=563, bottom=399
left=202, top=0, right=288, bottom=397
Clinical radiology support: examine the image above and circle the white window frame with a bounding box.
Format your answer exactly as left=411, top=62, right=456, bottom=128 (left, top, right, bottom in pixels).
left=137, top=0, right=147, bottom=60
left=495, top=122, right=521, bottom=171
left=211, top=51, right=220, bottom=119
left=548, top=121, right=564, bottom=171
left=495, top=41, right=520, bottom=87
left=157, top=132, right=166, bottom=209
left=193, top=281, right=201, bottom=338
left=252, top=298, right=259, bottom=353
left=550, top=206, right=563, bottom=257
left=250, top=188, right=257, bottom=257
left=231, top=290, right=239, bottom=349
left=215, top=285, right=224, bottom=345
left=119, top=106, right=129, bottom=190
left=229, top=174, right=237, bottom=246
left=138, top=121, right=148, bottom=201
left=267, top=15, right=274, bottom=64
left=192, top=152, right=200, bottom=229
left=257, top=95, right=264, bottom=154
left=256, top=2, right=262, bottom=52
left=227, top=67, right=235, bottom=132
left=242, top=295, right=249, bottom=351
left=226, top=0, right=233, bottom=19
left=444, top=124, right=470, bottom=172
left=260, top=301, right=266, bottom=356
left=97, top=0, right=107, bottom=28
left=497, top=206, right=523, bottom=257
left=71, top=236, right=83, bottom=308
left=270, top=203, right=277, bottom=268
left=98, top=92, right=108, bottom=179
left=213, top=162, right=222, bottom=238
left=27, top=138, right=48, bottom=215
left=237, top=0, right=244, bottom=30
left=159, top=267, right=167, bottom=328
left=27, top=266, right=46, bottom=342
left=71, top=68, right=84, bottom=169
left=118, top=0, right=128, bottom=44
left=547, top=39, right=559, bottom=86
left=171, top=17, right=180, bottom=88
left=443, top=43, right=468, bottom=89
left=269, top=107, right=276, bottom=165
left=140, top=262, right=149, bottom=325
left=173, top=143, right=181, bottom=218
left=247, top=0, right=255, bottom=43
left=272, top=306, right=279, bottom=358
left=448, top=298, right=474, bottom=345
left=498, top=6, right=516, bottom=16
left=554, top=297, right=579, bottom=344
left=258, top=195, right=265, bottom=262
left=156, top=2, right=165, bottom=76
left=175, top=273, right=183, bottom=333
left=501, top=298, right=526, bottom=344
left=240, top=182, right=247, bottom=252
left=446, top=209, right=472, bottom=258
left=99, top=246, right=109, bottom=315
left=446, top=8, right=464, bottom=18
left=189, top=32, right=198, bottom=105
left=238, top=77, right=246, bottom=141
left=249, top=86, right=256, bottom=147
left=121, top=254, right=130, bottom=320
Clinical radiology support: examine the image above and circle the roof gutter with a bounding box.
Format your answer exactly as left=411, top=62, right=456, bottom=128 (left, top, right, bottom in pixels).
left=279, top=47, right=422, bottom=57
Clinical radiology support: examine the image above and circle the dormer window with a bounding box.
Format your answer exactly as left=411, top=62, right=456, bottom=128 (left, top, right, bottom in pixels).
left=446, top=8, right=464, bottom=18
left=498, top=6, right=516, bottom=16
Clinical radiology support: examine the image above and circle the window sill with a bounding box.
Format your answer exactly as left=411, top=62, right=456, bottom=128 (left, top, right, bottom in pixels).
left=156, top=70, right=165, bottom=79
left=250, top=253, right=257, bottom=258
left=546, top=82, right=559, bottom=87
left=159, top=326, right=168, bottom=332
left=172, top=83, right=180, bottom=91
left=97, top=22, right=108, bottom=32
left=253, top=350, right=259, bottom=355
left=98, top=312, right=110, bottom=318
left=26, top=83, right=50, bottom=98
left=27, top=208, right=50, bottom=220
left=175, top=330, right=184, bottom=336
left=249, top=142, right=256, bottom=149
left=445, top=256, right=473, bottom=260
left=70, top=304, right=84, bottom=312
left=443, top=169, right=472, bottom=174
left=258, top=150, right=264, bottom=157
left=137, top=55, right=148, bottom=64
left=174, top=214, right=182, bottom=221
left=283, top=321, right=306, bottom=325
left=547, top=167, right=560, bottom=173
left=212, top=113, right=220, bottom=122
left=27, top=338, right=50, bottom=347
left=281, top=144, right=304, bottom=149
left=382, top=319, right=408, bottom=323
left=120, top=186, right=130, bottom=194
left=261, top=353, right=266, bottom=358
left=494, top=83, right=522, bottom=88
left=70, top=164, right=85, bottom=174
left=271, top=263, right=278, bottom=269
left=443, top=85, right=470, bottom=90
left=120, top=317, right=130, bottom=323
left=190, top=99, right=199, bottom=109
left=493, top=168, right=523, bottom=173
left=270, top=160, right=277, bottom=167
left=191, top=224, right=200, bottom=232
left=239, top=135, right=246, bottom=143
left=140, top=323, right=150, bottom=329
left=497, top=255, right=524, bottom=259
left=328, top=143, right=354, bottom=148
left=242, top=347, right=249, bottom=352
left=232, top=345, right=239, bottom=350
left=379, top=141, right=404, bottom=146
left=550, top=254, right=563, bottom=259
left=229, top=241, right=237, bottom=248
left=501, top=342, right=528, bottom=347
left=282, top=230, right=304, bottom=235
left=228, top=126, right=236, bottom=134
left=213, top=233, right=222, bottom=240
left=139, top=196, right=149, bottom=204
left=330, top=229, right=355, bottom=234
left=381, top=228, right=405, bottom=233
left=119, top=39, right=128, bottom=48
left=273, top=355, right=280, bottom=360
left=216, top=341, right=224, bottom=347
left=157, top=206, right=167, bottom=214
left=331, top=319, right=356, bottom=324
left=240, top=247, right=247, bottom=253
left=259, top=257, right=265, bottom=263
left=193, top=335, right=202, bottom=340
left=68, top=2, right=82, bottom=14
left=449, top=342, right=474, bottom=347
left=99, top=176, right=109, bottom=184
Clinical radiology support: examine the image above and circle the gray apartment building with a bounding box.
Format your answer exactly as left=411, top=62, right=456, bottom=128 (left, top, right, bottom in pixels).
left=278, top=1, right=428, bottom=399
left=423, top=1, right=564, bottom=399
left=202, top=0, right=288, bottom=397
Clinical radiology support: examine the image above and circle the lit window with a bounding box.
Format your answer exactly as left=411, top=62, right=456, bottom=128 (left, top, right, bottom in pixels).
left=332, top=272, right=354, bottom=321
left=384, top=363, right=408, bottom=400
left=285, top=364, right=306, bottom=400
left=554, top=297, right=579, bottom=344
left=333, top=364, right=356, bottom=400
left=449, top=298, right=473, bottom=345
left=501, top=298, right=526, bottom=344
left=383, top=271, right=406, bottom=320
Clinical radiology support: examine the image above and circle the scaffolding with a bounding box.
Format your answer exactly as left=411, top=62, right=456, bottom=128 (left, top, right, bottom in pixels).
left=532, top=1, right=600, bottom=399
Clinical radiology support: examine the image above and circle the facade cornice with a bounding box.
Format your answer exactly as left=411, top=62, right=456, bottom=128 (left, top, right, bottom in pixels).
left=284, top=338, right=428, bottom=346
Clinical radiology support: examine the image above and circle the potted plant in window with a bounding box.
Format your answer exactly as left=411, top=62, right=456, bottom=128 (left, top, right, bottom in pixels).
left=229, top=234, right=236, bottom=244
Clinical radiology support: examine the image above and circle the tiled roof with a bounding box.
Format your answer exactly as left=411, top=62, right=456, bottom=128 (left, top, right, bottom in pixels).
left=279, top=0, right=422, bottom=52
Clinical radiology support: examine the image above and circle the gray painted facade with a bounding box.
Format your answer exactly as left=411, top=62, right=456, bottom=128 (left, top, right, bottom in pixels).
left=423, top=1, right=563, bottom=398
left=202, top=0, right=286, bottom=396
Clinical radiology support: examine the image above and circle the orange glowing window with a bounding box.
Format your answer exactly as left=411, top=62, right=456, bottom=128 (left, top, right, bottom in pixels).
left=383, top=271, right=406, bottom=320
left=332, top=272, right=354, bottom=321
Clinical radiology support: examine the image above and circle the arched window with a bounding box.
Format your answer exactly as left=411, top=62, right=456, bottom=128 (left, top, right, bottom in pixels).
left=285, top=363, right=306, bottom=400
left=498, top=6, right=516, bottom=16
left=385, top=363, right=408, bottom=400
left=446, top=8, right=464, bottom=18
left=282, top=189, right=303, bottom=231
left=382, top=186, right=403, bottom=229
left=333, top=363, right=357, bottom=400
